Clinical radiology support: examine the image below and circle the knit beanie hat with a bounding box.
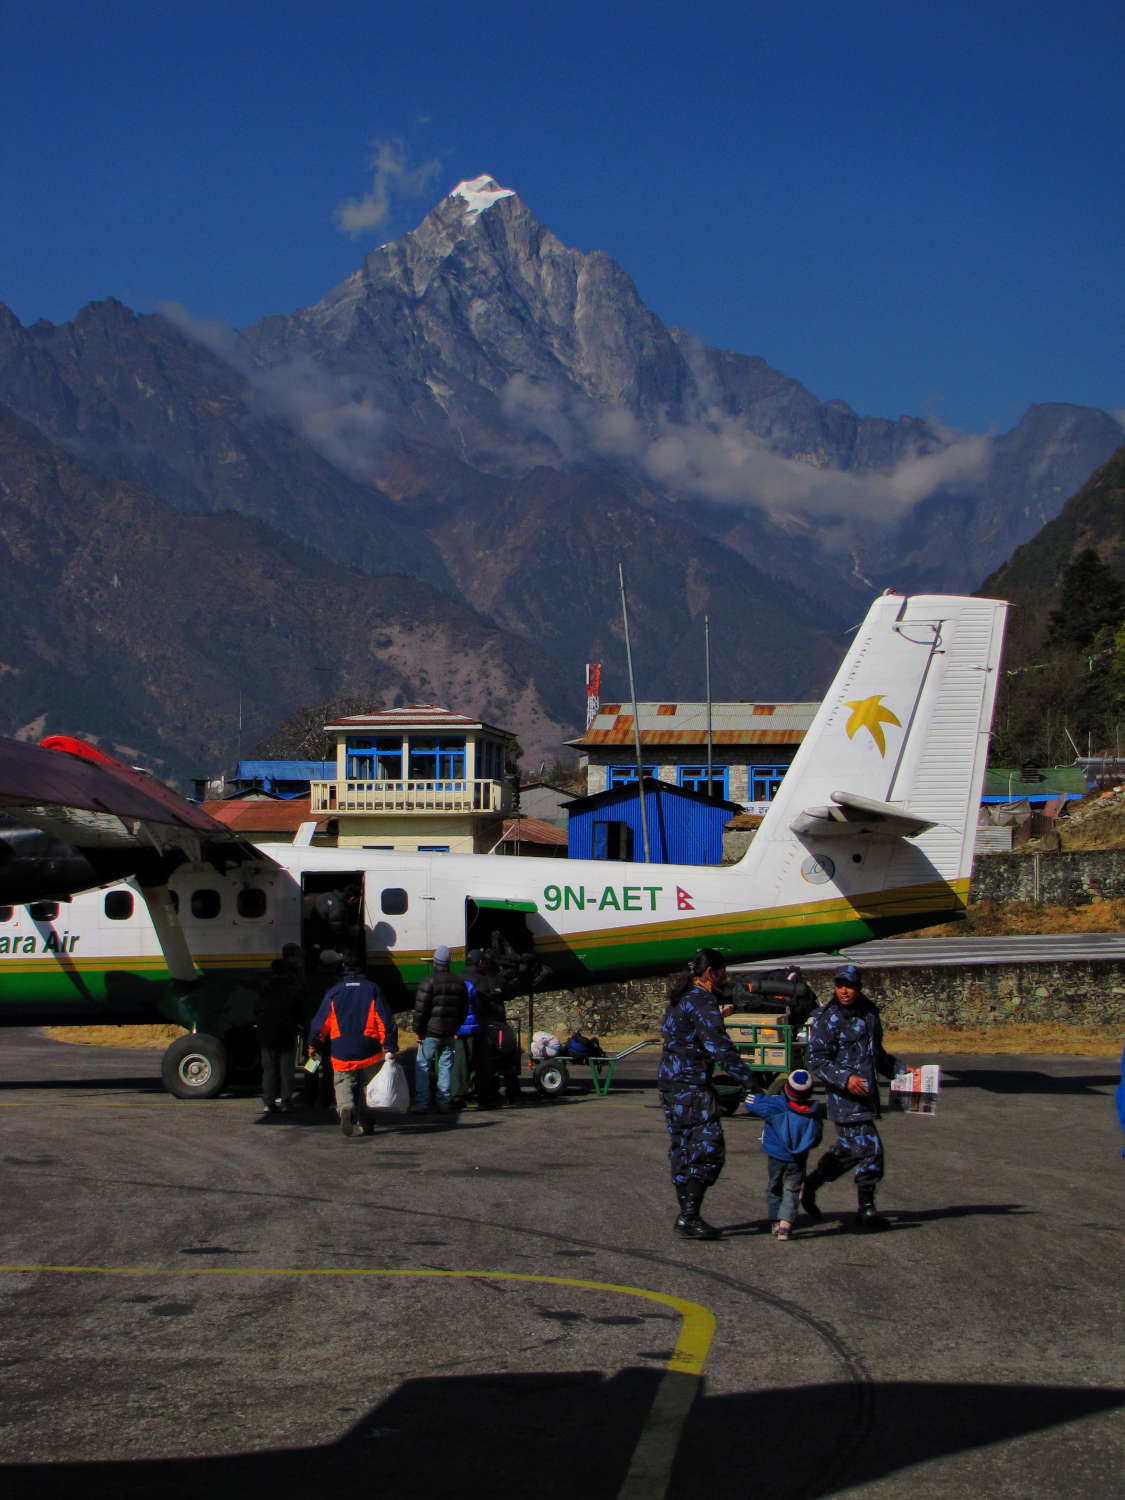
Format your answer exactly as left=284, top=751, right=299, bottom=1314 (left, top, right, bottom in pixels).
left=784, top=1069, right=814, bottom=1103
left=433, top=945, right=451, bottom=968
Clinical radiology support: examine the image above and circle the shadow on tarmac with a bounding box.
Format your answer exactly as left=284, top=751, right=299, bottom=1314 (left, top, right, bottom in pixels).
left=252, top=1109, right=503, bottom=1136
left=942, top=1067, right=1119, bottom=1095
left=717, top=1201, right=1032, bottom=1238
left=0, top=1076, right=164, bottom=1093
left=3, top=1374, right=1122, bottom=1500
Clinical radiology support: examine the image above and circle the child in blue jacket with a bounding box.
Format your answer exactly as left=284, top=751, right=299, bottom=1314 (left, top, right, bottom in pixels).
left=742, top=1070, right=826, bottom=1239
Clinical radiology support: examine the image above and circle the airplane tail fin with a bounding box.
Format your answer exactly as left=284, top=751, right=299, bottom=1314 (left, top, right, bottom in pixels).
left=738, top=592, right=1007, bottom=928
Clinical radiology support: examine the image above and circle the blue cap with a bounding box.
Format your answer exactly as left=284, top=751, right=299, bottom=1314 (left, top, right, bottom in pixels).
left=434, top=945, right=451, bottom=967
left=833, top=963, right=860, bottom=985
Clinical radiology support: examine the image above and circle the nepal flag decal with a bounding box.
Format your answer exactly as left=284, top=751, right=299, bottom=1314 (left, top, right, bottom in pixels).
left=676, top=886, right=694, bottom=910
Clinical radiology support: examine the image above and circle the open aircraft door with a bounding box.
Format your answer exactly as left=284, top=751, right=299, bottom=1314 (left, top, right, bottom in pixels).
left=465, top=896, right=538, bottom=966
left=300, top=870, right=364, bottom=971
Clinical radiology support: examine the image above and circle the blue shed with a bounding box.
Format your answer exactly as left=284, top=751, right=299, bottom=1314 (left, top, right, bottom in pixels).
left=564, top=777, right=742, bottom=865
left=232, top=760, right=336, bottom=797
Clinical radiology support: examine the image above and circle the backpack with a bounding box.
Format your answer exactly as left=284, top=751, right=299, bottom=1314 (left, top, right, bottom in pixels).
left=563, top=1031, right=604, bottom=1060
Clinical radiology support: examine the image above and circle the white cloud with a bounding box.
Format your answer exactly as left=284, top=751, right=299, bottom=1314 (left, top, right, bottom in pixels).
left=162, top=302, right=387, bottom=478
left=334, top=137, right=441, bottom=237
left=633, top=414, right=992, bottom=523
left=158, top=302, right=250, bottom=365
left=498, top=372, right=995, bottom=528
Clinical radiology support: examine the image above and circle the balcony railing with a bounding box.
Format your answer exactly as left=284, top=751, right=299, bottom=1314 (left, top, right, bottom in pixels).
left=309, top=778, right=504, bottom=815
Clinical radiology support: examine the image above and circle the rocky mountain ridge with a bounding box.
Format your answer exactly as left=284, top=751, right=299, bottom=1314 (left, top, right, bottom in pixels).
left=0, top=174, right=1121, bottom=777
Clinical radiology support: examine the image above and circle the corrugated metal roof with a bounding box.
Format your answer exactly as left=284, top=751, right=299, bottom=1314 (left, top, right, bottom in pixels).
left=235, top=760, right=334, bottom=779
left=324, top=704, right=510, bottom=736
left=569, top=700, right=818, bottom=747
left=561, top=776, right=741, bottom=814
left=982, top=766, right=1089, bottom=799
left=500, top=816, right=569, bottom=846
left=200, top=797, right=321, bottom=832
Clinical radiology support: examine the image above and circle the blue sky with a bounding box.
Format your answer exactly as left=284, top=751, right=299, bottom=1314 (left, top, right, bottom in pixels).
left=3, top=0, right=1121, bottom=434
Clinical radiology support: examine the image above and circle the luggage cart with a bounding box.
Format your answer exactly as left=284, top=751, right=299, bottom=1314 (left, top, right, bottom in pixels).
left=530, top=1037, right=661, bottom=1098
left=713, top=1016, right=807, bottom=1113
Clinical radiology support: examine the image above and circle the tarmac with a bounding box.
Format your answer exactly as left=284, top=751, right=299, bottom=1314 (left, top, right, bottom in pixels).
left=0, top=1027, right=1122, bottom=1499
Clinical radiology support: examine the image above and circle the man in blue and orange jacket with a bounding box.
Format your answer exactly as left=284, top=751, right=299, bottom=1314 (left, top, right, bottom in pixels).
left=308, top=954, right=398, bottom=1138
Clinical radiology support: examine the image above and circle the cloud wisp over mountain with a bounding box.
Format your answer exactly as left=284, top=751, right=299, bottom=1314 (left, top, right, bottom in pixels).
left=333, top=137, right=443, bottom=237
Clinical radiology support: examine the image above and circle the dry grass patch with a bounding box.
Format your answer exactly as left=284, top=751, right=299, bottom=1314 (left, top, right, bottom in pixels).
left=882, top=1022, right=1120, bottom=1056
left=924, top=896, right=1125, bottom=936
left=45, top=1023, right=187, bottom=1048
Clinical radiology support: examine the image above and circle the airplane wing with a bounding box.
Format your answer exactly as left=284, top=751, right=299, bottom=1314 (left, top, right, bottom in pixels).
left=0, top=734, right=267, bottom=900
left=789, top=789, right=937, bottom=840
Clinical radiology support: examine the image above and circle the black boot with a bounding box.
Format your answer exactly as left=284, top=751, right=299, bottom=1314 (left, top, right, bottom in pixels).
left=801, top=1165, right=826, bottom=1221
left=854, top=1183, right=891, bottom=1231
left=674, top=1181, right=721, bottom=1240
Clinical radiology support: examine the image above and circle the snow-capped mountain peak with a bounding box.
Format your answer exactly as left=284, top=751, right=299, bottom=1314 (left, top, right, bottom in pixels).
left=450, top=175, right=515, bottom=220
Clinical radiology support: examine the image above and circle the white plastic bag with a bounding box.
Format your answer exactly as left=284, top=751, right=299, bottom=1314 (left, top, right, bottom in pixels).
left=531, top=1030, right=561, bottom=1059
left=366, top=1054, right=410, bottom=1113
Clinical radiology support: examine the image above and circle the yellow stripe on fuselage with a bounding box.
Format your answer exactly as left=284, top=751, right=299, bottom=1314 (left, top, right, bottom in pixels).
left=533, top=876, right=969, bottom=955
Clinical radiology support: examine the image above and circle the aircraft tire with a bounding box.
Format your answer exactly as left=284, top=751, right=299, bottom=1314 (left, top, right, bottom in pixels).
left=162, top=1034, right=228, bottom=1099
left=533, top=1060, right=568, bottom=1097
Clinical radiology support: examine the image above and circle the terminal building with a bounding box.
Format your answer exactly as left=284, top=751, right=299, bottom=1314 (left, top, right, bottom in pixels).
left=569, top=699, right=819, bottom=813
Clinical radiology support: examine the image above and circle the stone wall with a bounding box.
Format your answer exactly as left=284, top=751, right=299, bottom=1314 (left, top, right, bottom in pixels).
left=512, top=849, right=1125, bottom=1040
left=519, top=959, right=1125, bottom=1039
left=970, top=848, right=1125, bottom=904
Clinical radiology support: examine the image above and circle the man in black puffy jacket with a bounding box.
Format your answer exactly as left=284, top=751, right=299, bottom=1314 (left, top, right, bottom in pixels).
left=412, top=946, right=469, bottom=1113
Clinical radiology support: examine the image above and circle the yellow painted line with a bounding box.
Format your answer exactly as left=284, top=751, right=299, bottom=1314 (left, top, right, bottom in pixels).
left=0, top=1263, right=714, bottom=1498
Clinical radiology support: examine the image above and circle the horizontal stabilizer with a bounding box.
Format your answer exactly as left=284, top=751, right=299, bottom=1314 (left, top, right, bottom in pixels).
left=790, top=790, right=936, bottom=840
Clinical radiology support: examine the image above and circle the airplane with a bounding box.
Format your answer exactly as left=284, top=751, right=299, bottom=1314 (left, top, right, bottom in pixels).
left=0, top=590, right=1006, bottom=1098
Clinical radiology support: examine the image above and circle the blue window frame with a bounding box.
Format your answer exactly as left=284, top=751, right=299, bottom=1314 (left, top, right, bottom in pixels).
left=346, top=736, right=375, bottom=779
left=375, top=737, right=403, bottom=779
left=749, top=763, right=788, bottom=801
left=346, top=736, right=405, bottom=779
left=409, top=738, right=466, bottom=781
left=607, top=764, right=656, bottom=788
left=678, top=764, right=729, bottom=799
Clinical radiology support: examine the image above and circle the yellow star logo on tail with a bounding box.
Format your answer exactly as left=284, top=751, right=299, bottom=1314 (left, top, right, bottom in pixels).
left=843, top=695, right=902, bottom=756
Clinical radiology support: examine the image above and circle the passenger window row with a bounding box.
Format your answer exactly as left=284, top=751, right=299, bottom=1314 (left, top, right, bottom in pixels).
left=0, top=886, right=408, bottom=924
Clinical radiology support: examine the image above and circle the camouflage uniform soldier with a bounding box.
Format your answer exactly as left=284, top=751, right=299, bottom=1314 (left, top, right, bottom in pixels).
left=658, top=948, right=756, bottom=1240
left=803, top=963, right=902, bottom=1231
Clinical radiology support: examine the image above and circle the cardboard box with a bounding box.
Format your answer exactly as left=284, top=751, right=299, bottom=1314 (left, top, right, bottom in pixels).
left=890, top=1064, right=942, bottom=1115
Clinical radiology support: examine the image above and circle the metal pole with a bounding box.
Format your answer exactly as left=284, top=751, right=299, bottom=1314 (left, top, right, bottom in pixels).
left=619, top=563, right=651, bottom=862
left=705, top=614, right=713, bottom=794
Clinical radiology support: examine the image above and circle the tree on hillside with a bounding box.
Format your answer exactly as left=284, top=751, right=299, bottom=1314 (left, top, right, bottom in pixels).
left=251, top=696, right=384, bottom=761
left=1047, top=549, right=1125, bottom=651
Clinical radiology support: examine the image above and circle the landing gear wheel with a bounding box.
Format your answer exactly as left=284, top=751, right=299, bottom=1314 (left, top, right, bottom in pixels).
left=161, top=1033, right=228, bottom=1099
left=533, top=1060, right=568, bottom=1097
